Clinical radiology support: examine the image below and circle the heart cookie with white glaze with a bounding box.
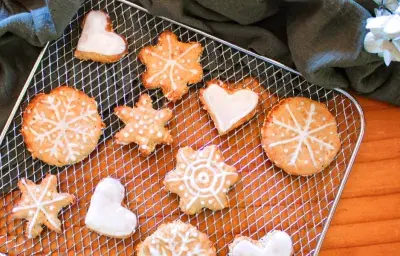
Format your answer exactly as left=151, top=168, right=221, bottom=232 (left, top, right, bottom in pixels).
left=199, top=79, right=259, bottom=135
left=85, top=177, right=137, bottom=238
left=75, top=10, right=128, bottom=63
left=229, top=230, right=293, bottom=256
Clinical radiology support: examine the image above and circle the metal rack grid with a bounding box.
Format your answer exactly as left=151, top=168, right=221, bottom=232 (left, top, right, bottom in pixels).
left=0, top=0, right=364, bottom=255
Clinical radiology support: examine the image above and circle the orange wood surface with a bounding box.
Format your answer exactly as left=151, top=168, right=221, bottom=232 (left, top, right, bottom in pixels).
left=320, top=96, right=400, bottom=256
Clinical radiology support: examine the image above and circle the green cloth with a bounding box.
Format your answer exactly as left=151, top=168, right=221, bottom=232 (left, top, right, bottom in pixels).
left=0, top=0, right=399, bottom=131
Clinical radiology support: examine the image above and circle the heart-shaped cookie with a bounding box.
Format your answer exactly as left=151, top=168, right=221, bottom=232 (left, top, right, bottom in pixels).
left=200, top=80, right=259, bottom=135
left=229, top=231, right=293, bottom=256
left=75, top=10, right=128, bottom=63
left=85, top=177, right=137, bottom=238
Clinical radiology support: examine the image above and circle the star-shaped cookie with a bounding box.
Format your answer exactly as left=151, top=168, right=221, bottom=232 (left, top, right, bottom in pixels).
left=138, top=30, right=203, bottom=102
left=164, top=145, right=239, bottom=215
left=12, top=174, right=75, bottom=238
left=114, top=94, right=173, bottom=156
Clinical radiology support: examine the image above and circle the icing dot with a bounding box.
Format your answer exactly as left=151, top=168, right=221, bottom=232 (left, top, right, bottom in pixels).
left=48, top=124, right=52, bottom=128
left=284, top=148, right=288, bottom=153
left=134, top=124, right=139, bottom=129
left=319, top=157, right=323, bottom=161
left=141, top=145, right=148, bottom=150
left=330, top=131, right=333, bottom=135
left=163, top=74, right=167, bottom=79
left=47, top=192, right=52, bottom=197
left=157, top=132, right=163, bottom=138
left=184, top=192, right=188, bottom=197
left=80, top=145, right=84, bottom=150
left=292, top=133, right=296, bottom=137
left=219, top=162, right=224, bottom=167
left=150, top=129, right=155, bottom=134
left=135, top=116, right=140, bottom=120
left=177, top=76, right=181, bottom=80
left=201, top=201, right=205, bottom=205
left=129, top=112, right=134, bottom=117
left=180, top=163, right=186, bottom=169
left=25, top=198, right=30, bottom=203
left=179, top=185, right=184, bottom=191
left=124, top=133, right=129, bottom=138
left=139, top=130, right=144, bottom=135
left=208, top=200, right=213, bottom=204
left=300, top=102, right=305, bottom=105
left=281, top=134, right=285, bottom=137
left=304, top=160, right=309, bottom=164
left=222, top=188, right=227, bottom=193
left=29, top=210, right=34, bottom=216
left=39, top=150, right=43, bottom=154
left=226, top=180, right=231, bottom=185
left=49, top=205, right=55, bottom=211
left=158, top=61, right=163, bottom=66
left=144, top=115, right=149, bottom=119
left=322, top=117, right=327, bottom=121
left=174, top=70, right=178, bottom=74
left=155, top=116, right=159, bottom=120
left=215, top=155, right=220, bottom=160
left=159, top=113, right=165, bottom=118
left=69, top=134, right=74, bottom=139
left=151, top=239, right=157, bottom=244
left=139, top=120, right=144, bottom=125
left=181, top=59, right=185, bottom=63
left=36, top=187, right=41, bottom=193
left=141, top=138, right=147, bottom=143
left=272, top=133, right=276, bottom=137
left=187, top=59, right=191, bottom=63
left=160, top=80, right=164, bottom=85
left=122, top=110, right=127, bottom=115
left=76, top=134, right=80, bottom=140
left=316, top=150, right=320, bottom=154
left=199, top=152, right=204, bottom=157
left=151, top=64, right=156, bottom=68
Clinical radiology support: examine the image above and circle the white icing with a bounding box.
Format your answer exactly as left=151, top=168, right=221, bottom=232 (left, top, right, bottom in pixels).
left=144, top=35, right=199, bottom=90
left=85, top=177, right=137, bottom=238
left=202, top=84, right=259, bottom=133
left=12, top=176, right=71, bottom=238
left=268, top=103, right=335, bottom=168
left=231, top=231, right=293, bottom=256
left=166, top=146, right=237, bottom=210
left=77, top=11, right=126, bottom=55
left=28, top=90, right=99, bottom=163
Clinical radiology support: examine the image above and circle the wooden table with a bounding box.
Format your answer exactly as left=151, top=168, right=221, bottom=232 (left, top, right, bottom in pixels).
left=320, top=96, right=400, bottom=255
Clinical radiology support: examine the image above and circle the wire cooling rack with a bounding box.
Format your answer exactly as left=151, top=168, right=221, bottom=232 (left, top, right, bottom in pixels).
left=0, top=0, right=364, bottom=255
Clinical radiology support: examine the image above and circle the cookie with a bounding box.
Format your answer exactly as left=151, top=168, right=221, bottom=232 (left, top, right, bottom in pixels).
left=85, top=177, right=137, bottom=238
left=138, top=30, right=203, bottom=102
left=229, top=231, right=293, bottom=256
left=261, top=97, right=341, bottom=176
left=21, top=86, right=104, bottom=166
left=11, top=174, right=75, bottom=238
left=114, top=94, right=173, bottom=156
left=75, top=10, right=128, bottom=63
left=164, top=145, right=239, bottom=215
left=200, top=80, right=259, bottom=135
left=137, top=220, right=216, bottom=256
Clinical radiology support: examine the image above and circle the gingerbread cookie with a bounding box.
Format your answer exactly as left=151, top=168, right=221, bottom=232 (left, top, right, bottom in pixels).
left=200, top=80, right=259, bottom=135
left=75, top=10, right=128, bottom=63
left=137, top=221, right=216, bottom=256
left=11, top=174, right=75, bottom=238
left=261, top=97, right=341, bottom=176
left=229, top=231, right=293, bottom=256
left=114, top=94, right=173, bottom=156
left=138, top=31, right=203, bottom=102
left=21, top=86, right=104, bottom=166
left=164, top=145, right=239, bottom=215
left=85, top=177, right=137, bottom=238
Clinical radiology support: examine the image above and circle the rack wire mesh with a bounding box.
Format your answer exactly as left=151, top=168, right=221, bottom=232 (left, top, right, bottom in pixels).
left=0, top=0, right=364, bottom=255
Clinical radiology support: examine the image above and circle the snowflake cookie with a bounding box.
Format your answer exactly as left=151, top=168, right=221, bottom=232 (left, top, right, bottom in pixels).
left=75, top=10, right=128, bottom=63
left=200, top=79, right=259, bottom=135
left=21, top=86, right=104, bottom=166
left=229, top=231, right=293, bottom=256
left=138, top=30, right=203, bottom=102
left=137, top=220, right=216, bottom=256
left=164, top=145, right=239, bottom=215
left=261, top=97, right=341, bottom=176
left=114, top=94, right=173, bottom=156
left=11, top=174, right=75, bottom=238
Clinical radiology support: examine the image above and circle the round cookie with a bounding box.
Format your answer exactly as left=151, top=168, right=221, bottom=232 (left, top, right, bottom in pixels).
left=261, top=97, right=341, bottom=176
left=22, top=86, right=104, bottom=166
left=136, top=221, right=216, bottom=256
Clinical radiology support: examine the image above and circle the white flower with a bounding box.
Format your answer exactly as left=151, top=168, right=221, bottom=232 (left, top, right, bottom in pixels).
left=364, top=3, right=400, bottom=66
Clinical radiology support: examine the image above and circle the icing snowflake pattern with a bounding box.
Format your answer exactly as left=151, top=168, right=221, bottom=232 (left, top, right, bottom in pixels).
left=139, top=31, right=203, bottom=102
left=22, top=87, right=103, bottom=166
left=12, top=175, right=74, bottom=238
left=138, top=221, right=216, bottom=256
left=268, top=103, right=336, bottom=168
left=164, top=145, right=238, bottom=214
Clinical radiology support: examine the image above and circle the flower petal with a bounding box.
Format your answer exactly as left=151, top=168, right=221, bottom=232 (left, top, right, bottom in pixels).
left=366, top=16, right=392, bottom=37
left=383, top=50, right=392, bottom=66
left=364, top=32, right=384, bottom=53
left=383, top=15, right=400, bottom=38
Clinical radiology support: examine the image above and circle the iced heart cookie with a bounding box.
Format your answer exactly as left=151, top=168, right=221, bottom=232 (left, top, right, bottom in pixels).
left=11, top=174, right=75, bottom=238
left=138, top=30, right=203, bottom=102
left=229, top=231, right=293, bottom=256
left=261, top=97, right=341, bottom=176
left=85, top=177, right=137, bottom=238
left=75, top=10, right=128, bottom=63
left=21, top=86, right=104, bottom=166
left=114, top=94, right=173, bottom=156
left=164, top=145, right=239, bottom=215
left=137, top=220, right=216, bottom=256
left=199, top=80, right=259, bottom=135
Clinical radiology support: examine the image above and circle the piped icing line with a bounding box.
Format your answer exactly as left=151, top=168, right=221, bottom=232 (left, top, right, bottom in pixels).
left=268, top=103, right=336, bottom=168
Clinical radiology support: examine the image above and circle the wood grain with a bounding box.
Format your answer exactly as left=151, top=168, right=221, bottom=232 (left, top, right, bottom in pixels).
left=320, top=96, right=400, bottom=256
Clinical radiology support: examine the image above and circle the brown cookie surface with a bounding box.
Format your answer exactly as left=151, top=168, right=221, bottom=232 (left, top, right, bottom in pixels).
left=21, top=86, right=104, bottom=166
left=261, top=97, right=341, bottom=176
left=74, top=10, right=128, bottom=63
left=11, top=174, right=75, bottom=238
left=114, top=94, right=173, bottom=156
left=138, top=30, right=203, bottom=102
left=164, top=145, right=239, bottom=215
left=137, top=221, right=216, bottom=256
